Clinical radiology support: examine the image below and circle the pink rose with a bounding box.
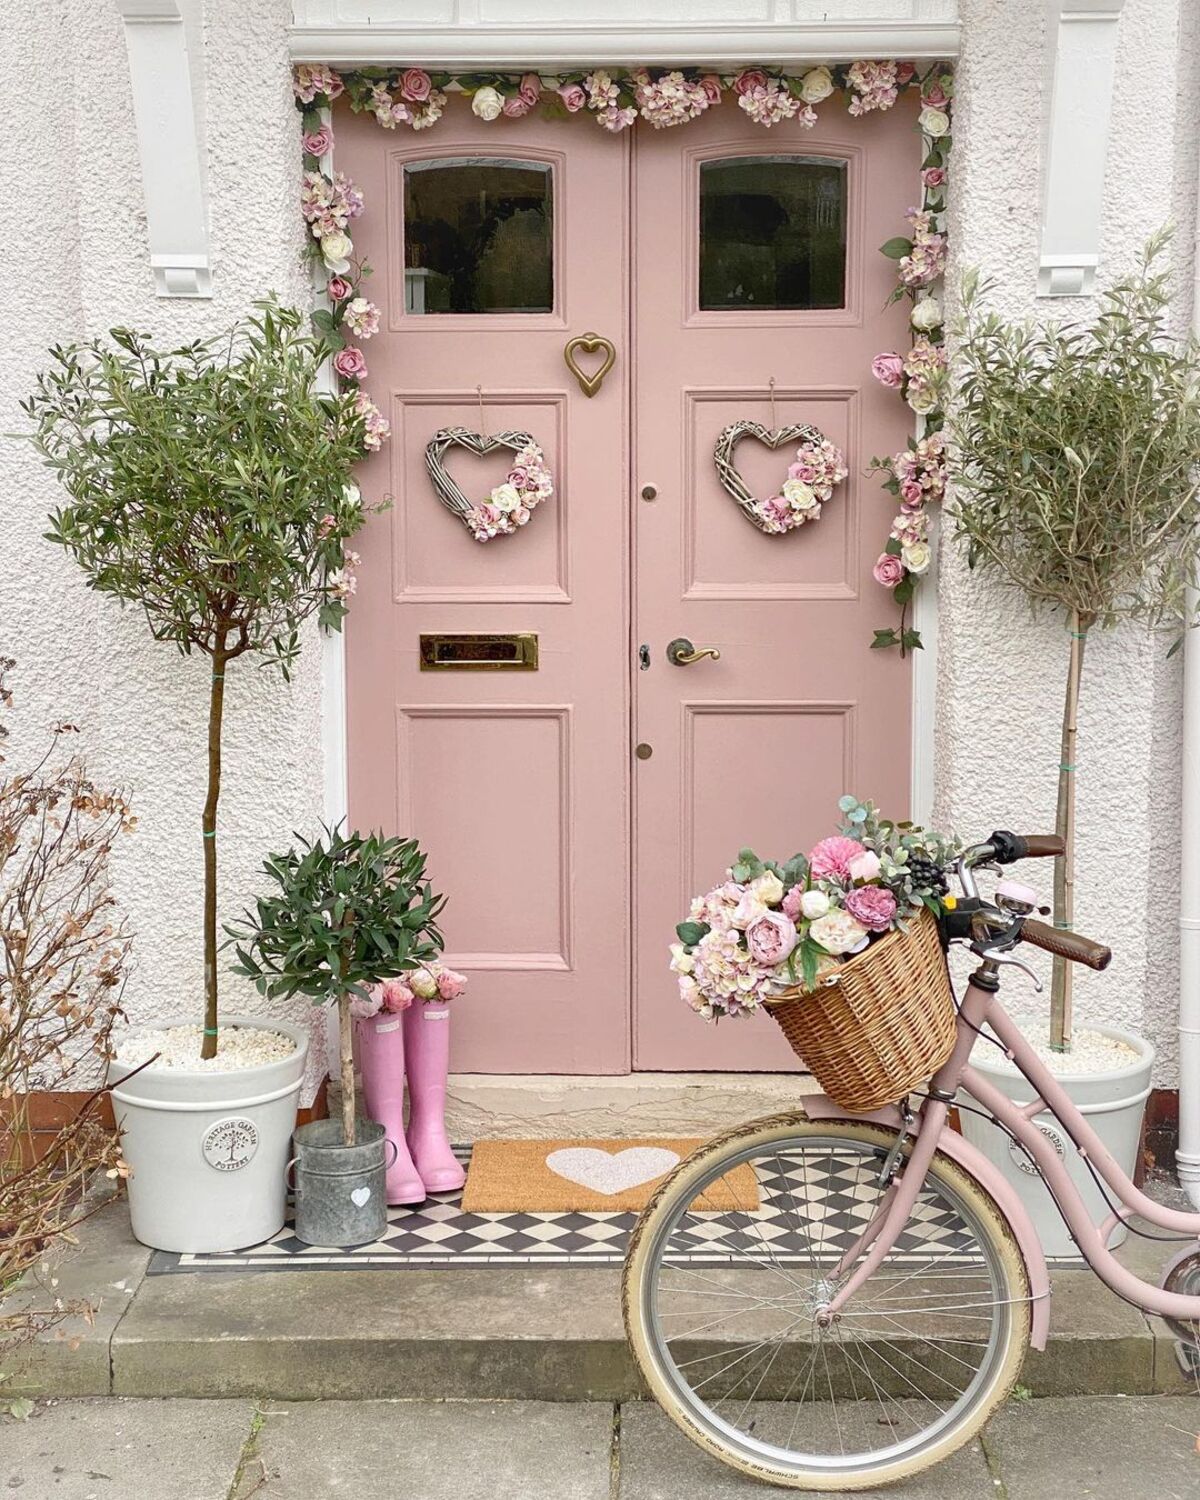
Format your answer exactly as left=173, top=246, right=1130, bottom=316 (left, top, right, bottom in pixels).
left=922, top=82, right=948, bottom=108
left=873, top=552, right=905, bottom=587
left=381, top=978, right=414, bottom=1012
left=518, top=72, right=541, bottom=108
left=900, top=479, right=925, bottom=507
left=326, top=274, right=352, bottom=302
left=699, top=74, right=723, bottom=104
left=788, top=461, right=817, bottom=483
left=503, top=96, right=532, bottom=117
left=781, top=885, right=804, bottom=921
left=844, top=884, right=898, bottom=932
left=558, top=83, right=586, bottom=112
left=333, top=346, right=367, bottom=381
left=436, top=967, right=468, bottom=1000
left=399, top=68, right=432, bottom=103
left=847, top=850, right=882, bottom=883
left=745, top=910, right=798, bottom=967
left=302, top=125, right=334, bottom=157
left=808, top=835, right=867, bottom=881
left=872, top=352, right=905, bottom=389
left=922, top=166, right=946, bottom=189
left=895, top=62, right=917, bottom=86
left=733, top=69, right=768, bottom=96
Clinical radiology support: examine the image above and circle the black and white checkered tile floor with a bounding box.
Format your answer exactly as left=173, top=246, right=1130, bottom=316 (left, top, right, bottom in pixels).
left=148, top=1145, right=991, bottom=1274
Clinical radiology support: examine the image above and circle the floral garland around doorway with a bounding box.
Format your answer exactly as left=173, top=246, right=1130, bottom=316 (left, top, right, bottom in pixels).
left=293, top=60, right=952, bottom=647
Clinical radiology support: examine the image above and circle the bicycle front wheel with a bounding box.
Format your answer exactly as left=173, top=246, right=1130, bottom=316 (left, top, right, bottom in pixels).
left=623, top=1112, right=1031, bottom=1492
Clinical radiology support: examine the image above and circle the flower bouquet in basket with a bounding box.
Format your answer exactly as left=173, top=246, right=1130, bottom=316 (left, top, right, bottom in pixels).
left=672, top=798, right=961, bottom=1108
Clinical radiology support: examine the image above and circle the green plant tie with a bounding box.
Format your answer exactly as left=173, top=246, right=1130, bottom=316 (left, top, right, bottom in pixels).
left=203, top=1027, right=219, bottom=1036
left=203, top=829, right=216, bottom=838
left=211, top=674, right=224, bottom=680
left=1059, top=762, right=1075, bottom=772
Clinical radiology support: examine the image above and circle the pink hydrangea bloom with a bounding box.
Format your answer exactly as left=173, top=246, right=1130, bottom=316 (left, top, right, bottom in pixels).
left=844, top=884, right=898, bottom=932
left=808, top=836, right=867, bottom=881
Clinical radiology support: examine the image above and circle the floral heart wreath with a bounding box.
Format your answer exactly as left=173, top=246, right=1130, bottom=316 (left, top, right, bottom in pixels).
left=424, top=428, right=554, bottom=543
left=713, top=421, right=848, bottom=535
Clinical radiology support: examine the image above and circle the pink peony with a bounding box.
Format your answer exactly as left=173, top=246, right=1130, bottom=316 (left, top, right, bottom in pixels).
left=733, top=69, right=768, bottom=96
left=808, top=835, right=867, bottom=881
left=436, top=967, right=468, bottom=1000
left=872, top=351, right=905, bottom=389
left=873, top=552, right=905, bottom=588
left=349, top=987, right=383, bottom=1019
left=844, top=884, right=898, bottom=932
left=333, top=346, right=367, bottom=380
left=399, top=68, right=432, bottom=102
left=745, top=910, right=798, bottom=966
left=303, top=125, right=334, bottom=157
left=326, top=274, right=352, bottom=302
left=558, top=83, right=586, bottom=112
left=381, top=977, right=414, bottom=1012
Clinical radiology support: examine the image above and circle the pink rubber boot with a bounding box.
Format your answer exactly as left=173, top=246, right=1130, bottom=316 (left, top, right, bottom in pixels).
left=402, top=1002, right=465, bottom=1193
left=355, top=1014, right=427, bottom=1205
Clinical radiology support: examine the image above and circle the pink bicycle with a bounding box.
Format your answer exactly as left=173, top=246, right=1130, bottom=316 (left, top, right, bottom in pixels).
left=623, top=831, right=1200, bottom=1491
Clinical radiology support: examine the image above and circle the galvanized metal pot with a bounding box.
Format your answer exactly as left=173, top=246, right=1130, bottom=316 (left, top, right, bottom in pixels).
left=288, top=1117, right=396, bottom=1247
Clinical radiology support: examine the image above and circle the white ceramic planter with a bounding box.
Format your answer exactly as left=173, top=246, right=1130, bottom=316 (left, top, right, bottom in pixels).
left=108, top=1014, right=308, bottom=1253
left=958, top=1022, right=1154, bottom=1259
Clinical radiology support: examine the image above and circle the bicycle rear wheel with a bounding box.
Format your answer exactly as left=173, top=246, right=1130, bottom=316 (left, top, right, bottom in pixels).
left=623, top=1111, right=1031, bottom=1492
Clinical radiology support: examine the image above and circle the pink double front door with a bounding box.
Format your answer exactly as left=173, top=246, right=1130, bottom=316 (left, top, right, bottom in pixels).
left=341, top=95, right=917, bottom=1074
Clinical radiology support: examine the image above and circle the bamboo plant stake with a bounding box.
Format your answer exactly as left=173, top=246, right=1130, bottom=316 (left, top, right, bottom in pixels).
left=1050, top=610, right=1092, bottom=1052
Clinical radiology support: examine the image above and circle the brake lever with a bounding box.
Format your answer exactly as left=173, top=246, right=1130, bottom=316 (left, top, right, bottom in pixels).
left=978, top=947, right=1044, bottom=992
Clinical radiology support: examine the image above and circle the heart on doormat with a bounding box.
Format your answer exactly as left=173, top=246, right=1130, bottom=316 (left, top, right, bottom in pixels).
left=713, top=419, right=848, bottom=536
left=424, top=427, right=554, bottom=543
left=544, top=1145, right=680, bottom=1196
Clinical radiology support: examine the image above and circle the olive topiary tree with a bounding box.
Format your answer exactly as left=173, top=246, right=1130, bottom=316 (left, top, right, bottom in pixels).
left=227, top=827, right=444, bottom=1145
left=24, top=305, right=377, bottom=1060
left=949, top=231, right=1200, bottom=1050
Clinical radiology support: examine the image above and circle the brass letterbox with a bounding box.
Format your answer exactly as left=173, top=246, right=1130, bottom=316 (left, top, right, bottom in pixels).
left=419, top=632, right=539, bottom=671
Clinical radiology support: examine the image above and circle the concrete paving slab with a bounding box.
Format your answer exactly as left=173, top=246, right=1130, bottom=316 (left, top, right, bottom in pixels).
left=3, top=1193, right=151, bottom=1397
left=617, top=1400, right=997, bottom=1498
left=983, top=1395, right=1200, bottom=1499
left=1, top=1397, right=252, bottom=1500
left=237, top=1399, right=613, bottom=1500
left=1024, top=1262, right=1154, bottom=1395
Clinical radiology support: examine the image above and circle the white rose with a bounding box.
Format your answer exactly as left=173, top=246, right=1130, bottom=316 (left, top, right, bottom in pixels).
left=731, top=890, right=769, bottom=929
left=919, top=107, right=950, bottom=138
left=782, top=478, right=818, bottom=511
left=809, top=909, right=870, bottom=956
left=409, top=967, right=438, bottom=999
left=472, top=86, right=504, bottom=121
left=751, top=871, right=784, bottom=905
left=669, top=942, right=695, bottom=976
left=320, top=231, right=353, bottom=272
left=343, top=482, right=361, bottom=505
left=901, top=541, right=932, bottom=575
left=906, top=384, right=939, bottom=416
left=910, top=296, right=943, bottom=332
left=800, top=889, right=830, bottom=921
left=491, top=482, right=521, bottom=513
left=799, top=66, right=834, bottom=104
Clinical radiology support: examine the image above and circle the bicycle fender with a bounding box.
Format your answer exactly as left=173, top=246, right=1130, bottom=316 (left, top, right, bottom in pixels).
left=801, top=1094, right=1051, bottom=1350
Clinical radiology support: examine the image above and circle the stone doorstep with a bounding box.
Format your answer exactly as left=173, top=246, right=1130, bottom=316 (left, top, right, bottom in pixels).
left=5, top=1195, right=1195, bottom=1404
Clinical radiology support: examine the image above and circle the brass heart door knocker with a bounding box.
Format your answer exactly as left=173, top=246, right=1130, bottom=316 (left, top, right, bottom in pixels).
left=563, top=332, right=616, bottom=398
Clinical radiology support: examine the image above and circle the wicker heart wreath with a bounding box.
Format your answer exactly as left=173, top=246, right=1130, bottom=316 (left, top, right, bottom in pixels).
left=425, top=427, right=554, bottom=542
left=713, top=420, right=848, bottom=535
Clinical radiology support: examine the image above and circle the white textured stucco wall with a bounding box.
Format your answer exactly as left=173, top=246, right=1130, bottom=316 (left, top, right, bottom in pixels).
left=938, top=0, right=1199, bottom=1080
left=0, top=0, right=330, bottom=1099
left=1, top=1, right=1195, bottom=1093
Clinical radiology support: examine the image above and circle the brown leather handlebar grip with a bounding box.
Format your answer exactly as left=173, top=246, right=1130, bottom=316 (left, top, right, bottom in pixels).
left=1020, top=835, right=1066, bottom=858
left=1022, top=918, right=1111, bottom=971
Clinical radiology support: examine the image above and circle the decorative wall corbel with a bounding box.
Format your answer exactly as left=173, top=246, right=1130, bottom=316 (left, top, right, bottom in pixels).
left=116, top=0, right=212, bottom=298
left=1038, top=0, right=1127, bottom=297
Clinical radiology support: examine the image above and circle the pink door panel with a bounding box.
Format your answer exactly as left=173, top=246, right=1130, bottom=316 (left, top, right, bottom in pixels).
left=340, top=105, right=631, bottom=1072
left=632, top=100, right=920, bottom=1069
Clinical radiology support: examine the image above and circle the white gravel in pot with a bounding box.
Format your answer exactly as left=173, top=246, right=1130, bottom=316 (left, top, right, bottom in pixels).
left=975, top=1019, right=1142, bottom=1077
left=115, top=1023, right=298, bottom=1072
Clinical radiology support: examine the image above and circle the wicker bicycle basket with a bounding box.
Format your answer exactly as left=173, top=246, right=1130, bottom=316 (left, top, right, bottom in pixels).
left=764, top=907, right=956, bottom=1112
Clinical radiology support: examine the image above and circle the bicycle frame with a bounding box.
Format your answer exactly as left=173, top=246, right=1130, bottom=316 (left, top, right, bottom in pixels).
left=821, top=966, right=1200, bottom=1331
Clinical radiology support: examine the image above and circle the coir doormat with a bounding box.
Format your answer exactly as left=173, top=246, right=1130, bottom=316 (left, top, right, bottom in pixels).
left=460, top=1137, right=759, bottom=1213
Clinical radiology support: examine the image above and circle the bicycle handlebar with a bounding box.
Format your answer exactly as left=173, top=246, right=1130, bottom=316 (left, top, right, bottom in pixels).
left=986, top=831, right=1066, bottom=864
left=1021, top=918, right=1112, bottom=971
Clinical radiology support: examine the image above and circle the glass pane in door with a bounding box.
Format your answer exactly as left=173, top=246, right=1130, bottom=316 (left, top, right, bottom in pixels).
left=699, top=156, right=847, bottom=311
